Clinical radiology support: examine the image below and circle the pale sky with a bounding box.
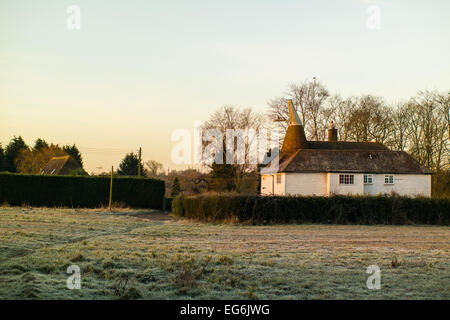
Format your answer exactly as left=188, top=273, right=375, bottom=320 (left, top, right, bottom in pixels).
left=1, top=0, right=449, bottom=173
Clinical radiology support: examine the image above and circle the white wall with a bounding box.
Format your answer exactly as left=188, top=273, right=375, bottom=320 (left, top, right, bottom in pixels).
left=273, top=173, right=285, bottom=195
left=261, top=172, right=431, bottom=197
left=261, top=175, right=273, bottom=195
left=261, top=174, right=285, bottom=195
left=285, top=173, right=327, bottom=196
left=363, top=174, right=431, bottom=197
left=328, top=173, right=364, bottom=196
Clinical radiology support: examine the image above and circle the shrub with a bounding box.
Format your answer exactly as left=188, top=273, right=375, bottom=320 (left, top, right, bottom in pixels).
left=0, top=172, right=164, bottom=209
left=172, top=194, right=450, bottom=225
left=172, top=195, right=185, bottom=217
left=170, top=177, right=181, bottom=197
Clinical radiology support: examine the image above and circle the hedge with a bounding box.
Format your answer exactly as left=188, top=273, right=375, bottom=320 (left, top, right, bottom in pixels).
left=164, top=197, right=174, bottom=212
left=172, top=194, right=450, bottom=225
left=0, top=172, right=165, bottom=209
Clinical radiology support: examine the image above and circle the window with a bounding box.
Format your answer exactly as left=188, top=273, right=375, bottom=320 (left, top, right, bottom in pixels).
left=385, top=175, right=394, bottom=184
left=364, top=174, right=373, bottom=184
left=276, top=175, right=282, bottom=184
left=339, top=174, right=354, bottom=185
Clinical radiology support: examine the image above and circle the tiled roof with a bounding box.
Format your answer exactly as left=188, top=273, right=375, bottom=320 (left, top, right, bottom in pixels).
left=41, top=156, right=82, bottom=175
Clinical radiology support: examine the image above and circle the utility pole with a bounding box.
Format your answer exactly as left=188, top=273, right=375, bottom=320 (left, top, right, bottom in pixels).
left=109, top=166, right=113, bottom=211
left=138, top=147, right=142, bottom=177
left=312, top=76, right=317, bottom=140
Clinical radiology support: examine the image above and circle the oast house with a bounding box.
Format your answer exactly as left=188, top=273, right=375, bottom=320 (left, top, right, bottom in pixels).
left=260, top=100, right=432, bottom=197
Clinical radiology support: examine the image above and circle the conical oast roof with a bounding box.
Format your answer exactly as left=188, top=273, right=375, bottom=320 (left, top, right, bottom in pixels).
left=280, top=99, right=309, bottom=154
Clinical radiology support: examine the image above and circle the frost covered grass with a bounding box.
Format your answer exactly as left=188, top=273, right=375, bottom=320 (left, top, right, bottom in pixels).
left=0, top=207, right=448, bottom=299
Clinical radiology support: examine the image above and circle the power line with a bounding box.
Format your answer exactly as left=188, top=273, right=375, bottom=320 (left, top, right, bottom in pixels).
left=78, top=146, right=138, bottom=155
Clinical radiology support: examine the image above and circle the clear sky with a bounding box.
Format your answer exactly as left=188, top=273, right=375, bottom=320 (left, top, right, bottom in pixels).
left=1, top=0, right=449, bottom=173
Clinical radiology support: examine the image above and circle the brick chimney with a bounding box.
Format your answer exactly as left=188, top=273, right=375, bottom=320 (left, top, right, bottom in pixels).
left=328, top=121, right=338, bottom=142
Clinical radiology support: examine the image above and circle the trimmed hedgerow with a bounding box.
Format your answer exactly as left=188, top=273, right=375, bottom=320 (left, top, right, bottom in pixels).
left=0, top=172, right=165, bottom=209
left=164, top=197, right=173, bottom=212
left=172, top=194, right=450, bottom=225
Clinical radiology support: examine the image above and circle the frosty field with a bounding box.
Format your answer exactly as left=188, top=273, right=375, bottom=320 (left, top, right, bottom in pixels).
left=0, top=207, right=448, bottom=299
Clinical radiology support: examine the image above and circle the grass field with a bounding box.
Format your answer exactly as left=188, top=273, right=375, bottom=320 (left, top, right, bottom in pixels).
left=0, top=207, right=448, bottom=299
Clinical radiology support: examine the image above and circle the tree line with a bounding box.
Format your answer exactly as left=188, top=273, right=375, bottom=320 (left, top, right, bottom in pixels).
left=0, top=137, right=83, bottom=174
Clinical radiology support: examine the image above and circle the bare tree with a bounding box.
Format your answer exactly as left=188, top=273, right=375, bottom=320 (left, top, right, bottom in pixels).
left=389, top=102, right=411, bottom=151
left=369, top=104, right=394, bottom=144
left=145, top=160, right=163, bottom=177
left=327, top=95, right=355, bottom=142
left=436, top=92, right=450, bottom=171
left=345, top=95, right=393, bottom=143
left=304, top=81, right=329, bottom=140
left=406, top=91, right=449, bottom=171
left=267, top=97, right=289, bottom=132
left=268, top=79, right=329, bottom=140
left=202, top=106, right=265, bottom=192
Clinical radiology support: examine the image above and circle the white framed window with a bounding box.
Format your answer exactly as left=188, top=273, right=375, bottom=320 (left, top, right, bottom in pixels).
left=276, top=174, right=282, bottom=184
left=384, top=175, right=394, bottom=184
left=364, top=174, right=373, bottom=184
left=339, top=174, right=354, bottom=185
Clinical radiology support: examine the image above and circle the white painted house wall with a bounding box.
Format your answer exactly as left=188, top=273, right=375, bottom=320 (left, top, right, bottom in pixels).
left=363, top=174, right=431, bottom=197
left=328, top=173, right=364, bottom=195
left=261, top=172, right=431, bottom=197
left=261, top=175, right=273, bottom=195
left=273, top=173, right=285, bottom=195
left=285, top=173, right=327, bottom=196
left=260, top=174, right=285, bottom=195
